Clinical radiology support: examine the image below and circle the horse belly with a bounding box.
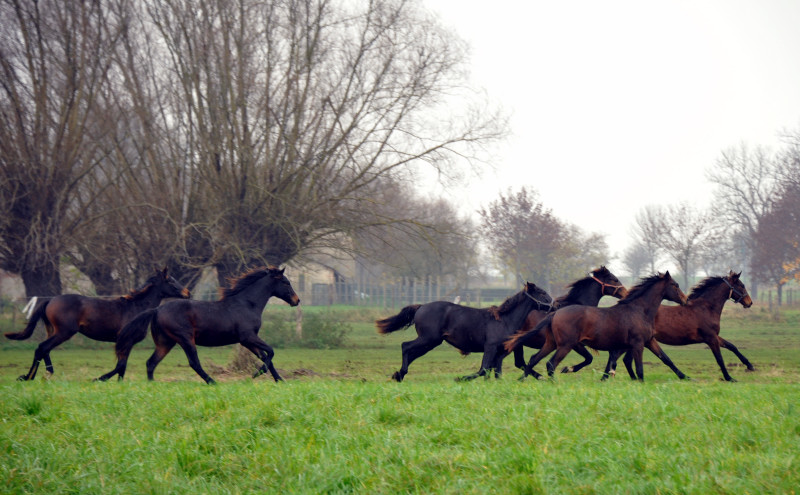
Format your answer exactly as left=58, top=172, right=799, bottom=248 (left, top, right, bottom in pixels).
left=655, top=307, right=702, bottom=345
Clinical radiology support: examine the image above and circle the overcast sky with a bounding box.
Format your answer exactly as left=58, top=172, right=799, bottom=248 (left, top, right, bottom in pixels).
left=424, top=0, right=800, bottom=273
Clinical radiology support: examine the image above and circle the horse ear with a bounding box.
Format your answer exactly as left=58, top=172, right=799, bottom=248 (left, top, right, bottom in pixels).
left=664, top=270, right=670, bottom=278
left=162, top=266, right=168, bottom=277
left=279, top=267, right=285, bottom=276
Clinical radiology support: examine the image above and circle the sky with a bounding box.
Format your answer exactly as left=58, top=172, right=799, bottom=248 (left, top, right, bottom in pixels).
left=423, top=0, right=800, bottom=273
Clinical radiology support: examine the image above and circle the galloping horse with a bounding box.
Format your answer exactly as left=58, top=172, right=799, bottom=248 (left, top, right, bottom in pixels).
left=376, top=282, right=552, bottom=382
left=600, top=271, right=754, bottom=381
left=5, top=268, right=190, bottom=381
left=95, top=267, right=299, bottom=384
left=508, top=266, right=627, bottom=373
left=514, top=272, right=688, bottom=381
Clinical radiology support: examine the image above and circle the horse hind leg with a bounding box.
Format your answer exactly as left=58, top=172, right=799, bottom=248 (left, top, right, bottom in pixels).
left=646, top=339, right=688, bottom=380
left=545, top=346, right=573, bottom=378
left=18, top=330, right=75, bottom=381
left=176, top=341, right=215, bottom=384
left=145, top=340, right=176, bottom=381
left=561, top=344, right=593, bottom=374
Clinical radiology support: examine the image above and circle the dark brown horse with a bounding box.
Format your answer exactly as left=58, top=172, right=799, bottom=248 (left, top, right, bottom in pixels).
left=5, top=268, right=190, bottom=381
left=512, top=272, right=688, bottom=381
left=95, top=267, right=299, bottom=384
left=376, top=282, right=552, bottom=382
left=600, top=271, right=754, bottom=382
left=509, top=266, right=627, bottom=372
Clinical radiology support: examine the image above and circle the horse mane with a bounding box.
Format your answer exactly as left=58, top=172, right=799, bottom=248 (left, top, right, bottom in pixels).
left=120, top=283, right=154, bottom=301
left=617, top=273, right=665, bottom=305
left=492, top=288, right=531, bottom=317
left=555, top=277, right=593, bottom=306
left=688, top=276, right=726, bottom=301
left=219, top=266, right=278, bottom=300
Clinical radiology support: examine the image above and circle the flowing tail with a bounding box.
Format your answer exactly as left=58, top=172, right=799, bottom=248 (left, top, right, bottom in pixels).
left=504, top=314, right=553, bottom=353
left=376, top=304, right=421, bottom=334
left=5, top=298, right=50, bottom=340
left=115, top=308, right=157, bottom=358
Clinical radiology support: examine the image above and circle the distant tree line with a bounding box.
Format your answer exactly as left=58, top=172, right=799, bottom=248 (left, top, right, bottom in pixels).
left=622, top=128, right=800, bottom=304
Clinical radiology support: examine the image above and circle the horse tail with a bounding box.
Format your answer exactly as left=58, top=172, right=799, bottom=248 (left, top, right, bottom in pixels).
left=376, top=304, right=421, bottom=334
left=504, top=314, right=553, bottom=353
left=115, top=308, right=157, bottom=358
left=4, top=297, right=50, bottom=340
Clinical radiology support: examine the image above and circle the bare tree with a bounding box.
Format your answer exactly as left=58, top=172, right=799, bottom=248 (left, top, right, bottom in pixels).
left=126, top=0, right=504, bottom=285
left=621, top=242, right=651, bottom=282
left=706, top=143, right=779, bottom=296
left=658, top=203, right=720, bottom=289
left=630, top=205, right=667, bottom=273
left=0, top=0, right=122, bottom=295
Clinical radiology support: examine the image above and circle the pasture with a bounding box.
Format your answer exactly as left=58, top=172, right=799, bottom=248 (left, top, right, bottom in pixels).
left=1, top=303, right=799, bottom=494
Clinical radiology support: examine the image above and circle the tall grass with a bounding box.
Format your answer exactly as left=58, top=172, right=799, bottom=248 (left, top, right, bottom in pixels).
left=1, top=379, right=798, bottom=494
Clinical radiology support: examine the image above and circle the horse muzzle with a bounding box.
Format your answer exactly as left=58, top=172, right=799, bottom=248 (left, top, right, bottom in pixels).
left=741, top=295, right=753, bottom=308
left=181, top=288, right=191, bottom=298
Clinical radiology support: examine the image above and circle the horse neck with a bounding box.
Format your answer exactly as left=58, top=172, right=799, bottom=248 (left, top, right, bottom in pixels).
left=691, top=282, right=730, bottom=315
left=564, top=280, right=603, bottom=307
left=228, top=277, right=276, bottom=313
left=124, top=286, right=164, bottom=311
left=628, top=280, right=670, bottom=321
left=501, top=295, right=540, bottom=328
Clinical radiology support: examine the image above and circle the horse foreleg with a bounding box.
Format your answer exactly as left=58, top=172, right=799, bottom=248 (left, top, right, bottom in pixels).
left=243, top=338, right=282, bottom=382
left=145, top=340, right=176, bottom=381
left=394, top=337, right=441, bottom=382
left=513, top=347, right=526, bottom=370
left=630, top=347, right=645, bottom=381
left=720, top=337, right=755, bottom=372
left=706, top=338, right=735, bottom=382
left=561, top=344, right=593, bottom=374
left=457, top=347, right=498, bottom=382
left=646, top=339, right=688, bottom=380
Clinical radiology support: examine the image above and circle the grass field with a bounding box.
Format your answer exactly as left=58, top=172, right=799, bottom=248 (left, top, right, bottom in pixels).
left=1, top=303, right=799, bottom=493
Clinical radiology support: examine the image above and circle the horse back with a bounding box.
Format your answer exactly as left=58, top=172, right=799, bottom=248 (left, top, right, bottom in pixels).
left=417, top=301, right=492, bottom=353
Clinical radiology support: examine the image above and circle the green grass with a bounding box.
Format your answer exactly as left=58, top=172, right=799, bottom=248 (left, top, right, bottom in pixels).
left=1, top=303, right=799, bottom=493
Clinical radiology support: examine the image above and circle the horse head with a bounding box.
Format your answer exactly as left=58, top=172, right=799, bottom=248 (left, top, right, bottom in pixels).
left=524, top=281, right=553, bottom=311
left=269, top=267, right=301, bottom=307
left=662, top=271, right=688, bottom=306
left=590, top=266, right=628, bottom=298
left=154, top=267, right=191, bottom=299
left=726, top=270, right=752, bottom=308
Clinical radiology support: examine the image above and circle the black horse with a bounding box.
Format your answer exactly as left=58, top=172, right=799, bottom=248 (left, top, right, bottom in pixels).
left=96, top=267, right=299, bottom=384
left=5, top=268, right=190, bottom=381
left=376, top=282, right=552, bottom=382
left=508, top=266, right=627, bottom=373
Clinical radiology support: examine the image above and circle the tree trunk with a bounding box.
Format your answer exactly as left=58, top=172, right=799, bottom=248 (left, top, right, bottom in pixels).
left=21, top=265, right=62, bottom=297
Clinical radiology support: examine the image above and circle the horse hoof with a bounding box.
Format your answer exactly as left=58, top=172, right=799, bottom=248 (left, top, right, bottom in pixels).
left=517, top=374, right=527, bottom=382
left=560, top=366, right=573, bottom=374
left=16, top=375, right=28, bottom=381
left=391, top=372, right=403, bottom=382
left=745, top=367, right=755, bottom=372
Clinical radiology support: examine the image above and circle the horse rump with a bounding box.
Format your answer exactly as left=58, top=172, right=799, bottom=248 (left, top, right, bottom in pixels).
left=376, top=304, right=422, bottom=334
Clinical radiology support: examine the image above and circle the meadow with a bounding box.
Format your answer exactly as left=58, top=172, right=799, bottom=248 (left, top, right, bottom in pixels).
left=1, top=303, right=798, bottom=494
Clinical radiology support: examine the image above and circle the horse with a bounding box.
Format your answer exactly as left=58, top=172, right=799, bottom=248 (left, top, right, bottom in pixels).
left=376, top=282, right=553, bottom=382
left=599, top=271, right=754, bottom=382
left=5, top=268, right=190, bottom=381
left=514, top=272, right=688, bottom=381
left=508, top=266, right=627, bottom=373
left=95, top=267, right=299, bottom=384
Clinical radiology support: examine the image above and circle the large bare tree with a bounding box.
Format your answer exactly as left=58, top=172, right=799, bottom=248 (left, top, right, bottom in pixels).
left=125, top=0, right=503, bottom=285
left=0, top=0, right=122, bottom=295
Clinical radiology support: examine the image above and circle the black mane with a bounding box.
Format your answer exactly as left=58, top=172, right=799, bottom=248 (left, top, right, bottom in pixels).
left=688, top=276, right=726, bottom=301
left=617, top=273, right=665, bottom=305
left=220, top=266, right=278, bottom=300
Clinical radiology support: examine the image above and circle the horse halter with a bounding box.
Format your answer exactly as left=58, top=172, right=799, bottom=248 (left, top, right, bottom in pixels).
left=590, top=274, right=625, bottom=297
left=722, top=277, right=747, bottom=304
left=523, top=288, right=554, bottom=312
